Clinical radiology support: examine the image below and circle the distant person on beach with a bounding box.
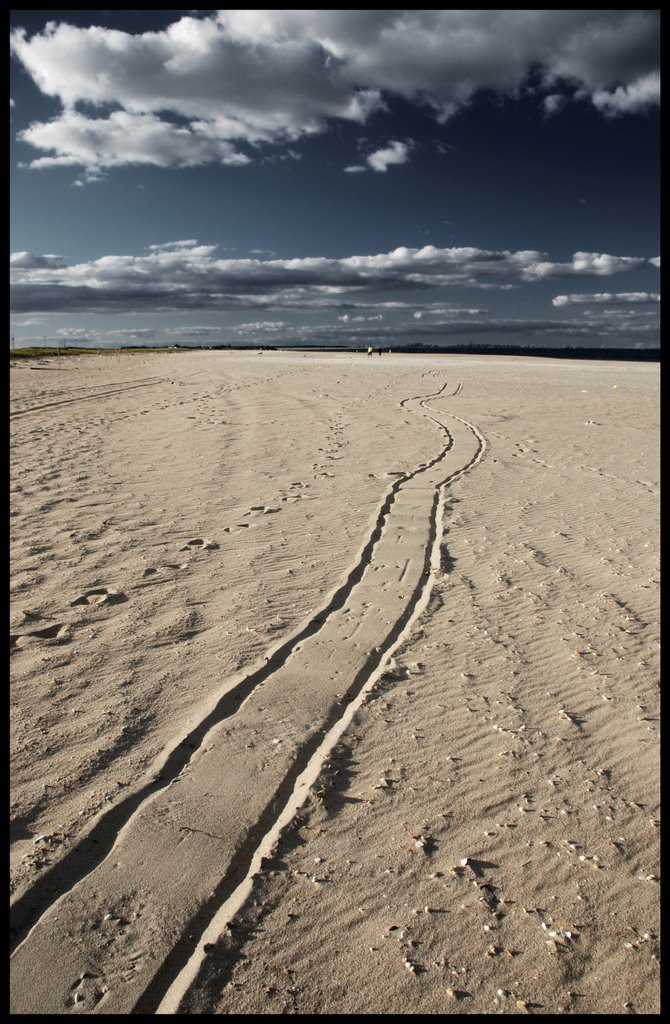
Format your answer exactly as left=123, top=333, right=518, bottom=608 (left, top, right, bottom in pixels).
left=367, top=346, right=373, bottom=356
left=378, top=347, right=382, bottom=356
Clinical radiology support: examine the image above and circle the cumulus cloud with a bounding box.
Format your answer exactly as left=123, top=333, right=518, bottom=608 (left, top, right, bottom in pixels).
left=524, top=252, right=646, bottom=280
left=18, top=109, right=252, bottom=176
left=366, top=140, right=411, bottom=172
left=10, top=251, right=65, bottom=268
left=10, top=241, right=655, bottom=315
left=552, top=291, right=660, bottom=307
left=591, top=71, right=660, bottom=116
left=235, top=321, right=290, bottom=332
left=10, top=10, right=659, bottom=174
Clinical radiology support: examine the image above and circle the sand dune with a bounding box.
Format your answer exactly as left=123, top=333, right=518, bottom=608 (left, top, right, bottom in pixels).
left=10, top=351, right=659, bottom=1014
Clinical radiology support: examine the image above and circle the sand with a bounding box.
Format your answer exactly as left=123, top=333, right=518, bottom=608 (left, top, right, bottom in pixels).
left=10, top=350, right=659, bottom=1015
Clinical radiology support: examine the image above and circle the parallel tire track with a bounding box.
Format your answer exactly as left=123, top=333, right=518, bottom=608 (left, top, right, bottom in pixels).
left=10, top=379, right=486, bottom=1015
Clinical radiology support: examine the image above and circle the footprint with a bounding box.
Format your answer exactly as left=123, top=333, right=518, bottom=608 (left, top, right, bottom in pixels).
left=140, top=563, right=188, bottom=580
left=70, top=588, right=127, bottom=607
left=11, top=623, right=72, bottom=649
left=242, top=505, right=281, bottom=517
left=178, top=538, right=218, bottom=552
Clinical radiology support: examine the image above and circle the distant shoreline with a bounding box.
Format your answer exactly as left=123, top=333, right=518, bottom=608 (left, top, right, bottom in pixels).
left=9, top=343, right=660, bottom=362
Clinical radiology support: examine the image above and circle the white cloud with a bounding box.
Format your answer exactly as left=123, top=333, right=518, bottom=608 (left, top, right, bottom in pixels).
left=18, top=109, right=252, bottom=176
left=235, top=321, right=289, bottom=332
left=165, top=325, right=225, bottom=336
left=366, top=140, right=411, bottom=172
left=56, top=326, right=98, bottom=339
left=542, top=94, right=565, bottom=115
left=649, top=257, right=660, bottom=269
left=10, top=251, right=65, bottom=268
left=338, top=313, right=383, bottom=322
left=149, top=240, right=200, bottom=251
left=582, top=308, right=658, bottom=319
left=10, top=10, right=659, bottom=174
left=524, top=252, right=646, bottom=280
left=591, top=71, right=660, bottom=117
left=10, top=241, right=655, bottom=315
left=553, top=291, right=660, bottom=307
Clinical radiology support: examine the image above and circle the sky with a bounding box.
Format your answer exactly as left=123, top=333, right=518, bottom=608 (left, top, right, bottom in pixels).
left=10, top=9, right=660, bottom=351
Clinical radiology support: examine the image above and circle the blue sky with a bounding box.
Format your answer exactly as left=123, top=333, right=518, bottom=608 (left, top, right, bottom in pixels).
left=10, top=9, right=660, bottom=350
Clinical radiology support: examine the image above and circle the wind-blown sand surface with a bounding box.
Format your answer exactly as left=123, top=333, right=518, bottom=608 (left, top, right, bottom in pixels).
left=10, top=350, right=659, bottom=1015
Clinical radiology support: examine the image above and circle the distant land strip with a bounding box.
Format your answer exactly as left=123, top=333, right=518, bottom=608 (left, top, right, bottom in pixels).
left=9, top=343, right=659, bottom=362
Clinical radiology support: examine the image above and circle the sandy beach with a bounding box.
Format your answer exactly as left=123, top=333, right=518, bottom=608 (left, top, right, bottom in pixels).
left=10, top=349, right=659, bottom=1015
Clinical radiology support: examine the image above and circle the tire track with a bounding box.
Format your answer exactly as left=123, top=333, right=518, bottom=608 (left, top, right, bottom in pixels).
left=156, top=387, right=486, bottom=1014
left=9, top=378, right=461, bottom=954
left=10, top=377, right=167, bottom=417
left=10, top=379, right=486, bottom=1015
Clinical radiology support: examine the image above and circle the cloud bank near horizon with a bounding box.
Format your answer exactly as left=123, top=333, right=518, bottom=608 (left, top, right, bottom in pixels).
left=10, top=241, right=658, bottom=315
left=14, top=312, right=659, bottom=351
left=11, top=10, right=660, bottom=178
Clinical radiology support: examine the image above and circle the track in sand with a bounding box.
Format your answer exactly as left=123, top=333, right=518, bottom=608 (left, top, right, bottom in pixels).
left=10, top=379, right=486, bottom=1015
